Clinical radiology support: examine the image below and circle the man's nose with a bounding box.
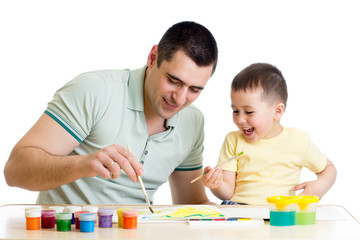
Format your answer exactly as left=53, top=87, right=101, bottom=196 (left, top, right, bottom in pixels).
left=173, top=87, right=187, bottom=106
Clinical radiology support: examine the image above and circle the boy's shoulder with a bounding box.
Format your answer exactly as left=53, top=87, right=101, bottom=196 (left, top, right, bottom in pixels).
left=283, top=127, right=310, bottom=139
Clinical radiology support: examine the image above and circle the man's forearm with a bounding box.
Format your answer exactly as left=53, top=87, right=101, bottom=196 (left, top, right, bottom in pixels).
left=4, top=146, right=87, bottom=191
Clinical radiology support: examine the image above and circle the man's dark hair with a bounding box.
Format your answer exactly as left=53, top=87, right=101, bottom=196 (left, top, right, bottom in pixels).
left=157, top=21, right=218, bottom=75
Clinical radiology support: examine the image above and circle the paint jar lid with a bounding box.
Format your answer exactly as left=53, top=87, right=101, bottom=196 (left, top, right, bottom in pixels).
left=25, top=210, right=41, bottom=218
left=267, top=196, right=297, bottom=211
left=24, top=207, right=41, bottom=216
left=293, top=196, right=319, bottom=211
left=79, top=213, right=96, bottom=221
left=267, top=196, right=296, bottom=204
left=55, top=212, right=72, bottom=220
left=41, top=209, right=56, bottom=217
left=293, top=195, right=319, bottom=203
left=98, top=208, right=114, bottom=216
left=49, top=206, right=65, bottom=213
left=82, top=206, right=98, bottom=213
left=25, top=206, right=41, bottom=212
left=65, top=206, right=82, bottom=213
left=74, top=211, right=90, bottom=218
left=122, top=210, right=139, bottom=218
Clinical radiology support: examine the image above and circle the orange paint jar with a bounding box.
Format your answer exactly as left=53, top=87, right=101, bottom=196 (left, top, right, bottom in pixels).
left=122, top=210, right=138, bottom=229
left=25, top=211, right=41, bottom=230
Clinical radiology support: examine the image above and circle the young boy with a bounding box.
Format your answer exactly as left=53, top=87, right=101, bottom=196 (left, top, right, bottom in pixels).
left=202, top=63, right=337, bottom=205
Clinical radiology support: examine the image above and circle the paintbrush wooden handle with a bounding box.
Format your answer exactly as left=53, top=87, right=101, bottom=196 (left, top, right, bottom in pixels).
left=190, top=152, right=244, bottom=184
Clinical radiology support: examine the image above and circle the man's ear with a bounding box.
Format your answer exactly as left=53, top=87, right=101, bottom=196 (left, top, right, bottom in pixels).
left=147, top=45, right=158, bottom=68
left=274, top=103, right=285, bottom=120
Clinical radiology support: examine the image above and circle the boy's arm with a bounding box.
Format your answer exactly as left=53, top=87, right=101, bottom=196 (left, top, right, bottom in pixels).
left=293, top=158, right=337, bottom=198
left=205, top=169, right=236, bottom=201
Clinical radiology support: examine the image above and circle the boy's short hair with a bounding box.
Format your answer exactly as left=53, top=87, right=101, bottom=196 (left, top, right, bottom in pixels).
left=157, top=21, right=218, bottom=75
left=231, top=63, right=288, bottom=107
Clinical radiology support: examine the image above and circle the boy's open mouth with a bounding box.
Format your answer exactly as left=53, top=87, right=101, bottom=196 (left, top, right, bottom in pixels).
left=243, top=127, right=254, bottom=136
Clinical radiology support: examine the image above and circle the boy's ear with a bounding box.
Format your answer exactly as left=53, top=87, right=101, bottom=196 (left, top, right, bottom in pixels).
left=274, top=103, right=285, bottom=120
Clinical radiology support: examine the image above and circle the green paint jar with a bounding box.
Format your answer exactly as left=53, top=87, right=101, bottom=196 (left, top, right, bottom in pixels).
left=55, top=212, right=72, bottom=231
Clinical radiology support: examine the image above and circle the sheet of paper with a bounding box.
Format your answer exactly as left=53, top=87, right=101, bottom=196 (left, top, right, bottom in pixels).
left=137, top=205, right=225, bottom=222
left=220, top=205, right=350, bottom=221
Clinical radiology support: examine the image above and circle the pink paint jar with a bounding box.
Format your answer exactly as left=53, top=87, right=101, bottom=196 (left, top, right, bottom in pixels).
left=41, top=210, right=56, bottom=228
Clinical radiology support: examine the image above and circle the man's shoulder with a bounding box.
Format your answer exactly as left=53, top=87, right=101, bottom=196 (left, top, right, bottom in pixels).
left=75, top=68, right=132, bottom=84
left=179, top=104, right=204, bottom=119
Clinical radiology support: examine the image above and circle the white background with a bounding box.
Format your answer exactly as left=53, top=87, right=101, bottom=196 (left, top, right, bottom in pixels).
left=1, top=0, right=359, bottom=220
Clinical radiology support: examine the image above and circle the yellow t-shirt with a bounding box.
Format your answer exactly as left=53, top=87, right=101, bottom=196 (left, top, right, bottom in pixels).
left=218, top=127, right=327, bottom=205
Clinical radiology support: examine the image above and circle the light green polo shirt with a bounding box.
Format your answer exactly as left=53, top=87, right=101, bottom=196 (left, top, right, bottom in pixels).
left=37, top=66, right=204, bottom=205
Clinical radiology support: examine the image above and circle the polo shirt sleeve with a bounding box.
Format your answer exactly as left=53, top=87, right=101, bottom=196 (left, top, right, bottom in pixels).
left=302, top=138, right=328, bottom=173
left=45, top=72, right=111, bottom=143
left=175, top=108, right=204, bottom=171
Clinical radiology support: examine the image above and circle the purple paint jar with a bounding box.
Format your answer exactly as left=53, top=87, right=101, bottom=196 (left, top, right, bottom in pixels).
left=41, top=210, right=56, bottom=228
left=97, top=208, right=114, bottom=228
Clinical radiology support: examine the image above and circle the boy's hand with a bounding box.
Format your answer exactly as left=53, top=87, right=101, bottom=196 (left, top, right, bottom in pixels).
left=293, top=159, right=337, bottom=199
left=292, top=179, right=328, bottom=199
left=202, top=166, right=224, bottom=189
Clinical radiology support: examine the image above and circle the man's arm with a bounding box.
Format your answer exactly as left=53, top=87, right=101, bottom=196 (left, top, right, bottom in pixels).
left=168, top=169, right=210, bottom=204
left=4, top=113, right=143, bottom=191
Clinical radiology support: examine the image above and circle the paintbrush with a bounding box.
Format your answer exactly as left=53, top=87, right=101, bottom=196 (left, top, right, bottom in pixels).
left=190, top=152, right=244, bottom=184
left=127, top=145, right=154, bottom=213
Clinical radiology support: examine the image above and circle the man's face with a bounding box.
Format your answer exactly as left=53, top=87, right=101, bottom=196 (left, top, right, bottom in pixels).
left=144, top=46, right=213, bottom=120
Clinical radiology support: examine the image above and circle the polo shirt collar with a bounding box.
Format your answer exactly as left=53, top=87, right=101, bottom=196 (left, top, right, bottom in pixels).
left=127, top=65, right=178, bottom=128
left=128, top=66, right=146, bottom=111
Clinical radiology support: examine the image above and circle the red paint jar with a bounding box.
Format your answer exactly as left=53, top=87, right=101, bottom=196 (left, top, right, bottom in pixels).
left=41, top=210, right=56, bottom=228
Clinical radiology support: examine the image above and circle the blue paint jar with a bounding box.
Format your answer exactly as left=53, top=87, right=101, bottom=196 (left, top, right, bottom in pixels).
left=79, top=213, right=96, bottom=232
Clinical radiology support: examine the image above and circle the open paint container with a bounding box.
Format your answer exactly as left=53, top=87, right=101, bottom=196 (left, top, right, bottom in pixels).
left=267, top=196, right=296, bottom=226
left=293, top=196, right=319, bottom=225
left=267, top=195, right=319, bottom=226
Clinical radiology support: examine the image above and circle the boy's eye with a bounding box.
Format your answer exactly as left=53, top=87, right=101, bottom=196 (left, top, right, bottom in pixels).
left=246, top=111, right=254, bottom=115
left=232, top=110, right=239, bottom=114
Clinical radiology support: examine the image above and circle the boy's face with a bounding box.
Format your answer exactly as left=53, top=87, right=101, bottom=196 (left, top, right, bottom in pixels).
left=231, top=88, right=284, bottom=143
left=145, top=46, right=213, bottom=120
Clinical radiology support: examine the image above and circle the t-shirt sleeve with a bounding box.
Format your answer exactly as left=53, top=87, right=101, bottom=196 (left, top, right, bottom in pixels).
left=175, top=109, right=204, bottom=171
left=217, top=132, right=238, bottom=172
left=302, top=138, right=327, bottom=173
left=45, top=72, right=111, bottom=143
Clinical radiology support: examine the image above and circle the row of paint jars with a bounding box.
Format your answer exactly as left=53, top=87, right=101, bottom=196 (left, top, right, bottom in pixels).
left=25, top=206, right=139, bottom=232
left=267, top=196, right=319, bottom=226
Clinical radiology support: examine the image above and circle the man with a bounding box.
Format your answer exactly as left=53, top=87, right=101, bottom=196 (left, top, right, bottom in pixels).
left=4, top=21, right=218, bottom=205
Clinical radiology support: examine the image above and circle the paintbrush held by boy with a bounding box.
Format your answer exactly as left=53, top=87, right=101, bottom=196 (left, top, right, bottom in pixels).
left=202, top=63, right=337, bottom=205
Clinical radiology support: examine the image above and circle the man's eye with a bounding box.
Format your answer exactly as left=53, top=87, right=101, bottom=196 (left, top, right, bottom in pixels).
left=168, top=78, right=181, bottom=86
left=190, top=87, right=200, bottom=93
